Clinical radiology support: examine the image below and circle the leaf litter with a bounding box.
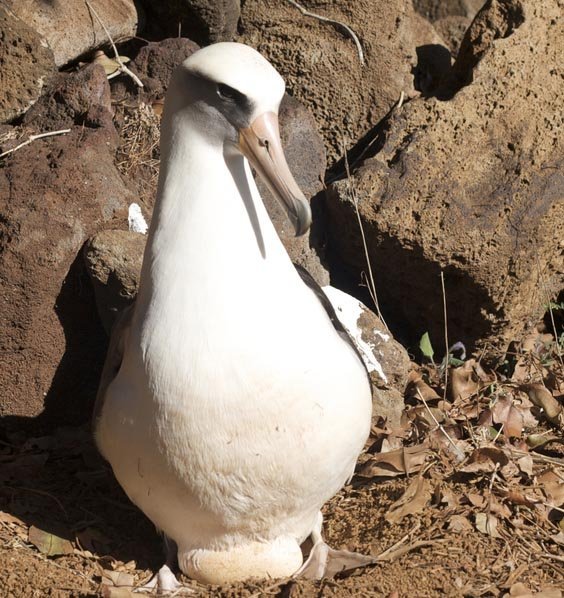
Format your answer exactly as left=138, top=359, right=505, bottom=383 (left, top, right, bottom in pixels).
left=1, top=330, right=563, bottom=595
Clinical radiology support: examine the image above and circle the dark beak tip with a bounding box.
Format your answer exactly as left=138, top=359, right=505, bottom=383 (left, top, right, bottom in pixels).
left=293, top=201, right=312, bottom=237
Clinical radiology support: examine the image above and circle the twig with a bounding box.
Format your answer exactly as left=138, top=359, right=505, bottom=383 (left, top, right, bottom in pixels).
left=0, top=129, right=71, bottom=159
left=375, top=522, right=421, bottom=561
left=285, top=0, right=365, bottom=66
left=440, top=270, right=449, bottom=401
left=342, top=139, right=389, bottom=331
left=507, top=447, right=564, bottom=467
left=84, top=0, right=143, bottom=88
left=534, top=251, right=563, bottom=367
left=416, top=388, right=464, bottom=461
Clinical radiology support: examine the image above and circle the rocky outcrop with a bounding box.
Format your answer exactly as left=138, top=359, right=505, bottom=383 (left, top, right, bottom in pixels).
left=323, top=287, right=410, bottom=426
left=413, top=0, right=484, bottom=21
left=84, top=230, right=145, bottom=334
left=326, top=0, right=563, bottom=352
left=238, top=0, right=446, bottom=164
left=111, top=38, right=200, bottom=102
left=4, top=0, right=139, bottom=67
left=23, top=63, right=115, bottom=132
left=138, top=0, right=240, bottom=45
left=0, top=68, right=134, bottom=427
left=0, top=6, right=55, bottom=124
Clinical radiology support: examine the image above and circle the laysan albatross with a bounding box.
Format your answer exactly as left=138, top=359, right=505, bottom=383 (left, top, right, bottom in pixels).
left=94, top=42, right=374, bottom=588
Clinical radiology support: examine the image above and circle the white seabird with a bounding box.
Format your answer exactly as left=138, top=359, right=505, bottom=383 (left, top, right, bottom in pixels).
left=94, top=42, right=374, bottom=588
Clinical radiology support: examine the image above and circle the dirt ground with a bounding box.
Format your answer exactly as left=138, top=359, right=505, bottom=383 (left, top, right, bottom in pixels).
left=1, top=334, right=563, bottom=597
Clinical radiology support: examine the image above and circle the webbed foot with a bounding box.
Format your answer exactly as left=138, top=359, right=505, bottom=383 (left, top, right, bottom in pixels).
left=295, top=512, right=376, bottom=580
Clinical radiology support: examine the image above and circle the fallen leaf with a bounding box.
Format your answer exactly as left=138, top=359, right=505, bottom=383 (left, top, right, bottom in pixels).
left=503, top=490, right=541, bottom=508
left=385, top=476, right=432, bottom=524
left=358, top=444, right=431, bottom=478
left=492, top=396, right=524, bottom=438
left=467, top=492, right=486, bottom=508
left=459, top=446, right=509, bottom=474
left=475, top=512, right=501, bottom=538
left=406, top=370, right=440, bottom=402
left=523, top=384, right=563, bottom=426
left=450, top=359, right=482, bottom=401
left=92, top=50, right=131, bottom=77
left=28, top=525, right=73, bottom=556
left=526, top=433, right=562, bottom=449
left=447, top=514, right=473, bottom=533
left=489, top=495, right=512, bottom=519
left=102, top=570, right=135, bottom=588
left=516, top=454, right=534, bottom=476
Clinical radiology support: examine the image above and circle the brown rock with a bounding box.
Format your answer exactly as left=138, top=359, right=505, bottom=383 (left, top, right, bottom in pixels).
left=326, top=0, right=563, bottom=352
left=23, top=63, right=115, bottom=132
left=111, top=38, right=200, bottom=102
left=0, top=6, right=55, bottom=124
left=0, top=104, right=134, bottom=426
left=138, top=0, right=240, bottom=45
left=434, top=15, right=472, bottom=56
left=4, top=0, right=139, bottom=67
left=83, top=230, right=146, bottom=334
left=322, top=286, right=409, bottom=426
left=413, top=0, right=483, bottom=21
left=238, top=0, right=446, bottom=164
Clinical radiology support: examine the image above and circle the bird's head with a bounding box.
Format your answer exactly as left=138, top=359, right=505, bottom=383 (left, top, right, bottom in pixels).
left=165, top=42, right=312, bottom=237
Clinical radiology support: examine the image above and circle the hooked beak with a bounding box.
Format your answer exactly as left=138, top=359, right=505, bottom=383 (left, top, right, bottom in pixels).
left=239, top=112, right=312, bottom=236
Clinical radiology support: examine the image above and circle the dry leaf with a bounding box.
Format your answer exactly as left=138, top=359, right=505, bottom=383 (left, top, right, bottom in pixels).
left=448, top=514, right=473, bottom=533
left=503, top=490, right=540, bottom=508
left=450, top=359, right=482, bottom=401
left=358, top=444, right=431, bottom=478
left=385, top=476, right=432, bottom=524
left=102, top=570, right=135, bottom=588
left=489, top=495, right=512, bottom=519
left=467, top=492, right=486, bottom=508
left=92, top=50, right=131, bottom=77
left=28, top=525, right=73, bottom=556
left=523, top=384, right=563, bottom=426
left=406, top=370, right=440, bottom=402
left=516, top=454, right=534, bottom=476
left=475, top=512, right=501, bottom=538
left=459, top=446, right=509, bottom=474
left=492, top=396, right=524, bottom=438
left=526, top=433, right=561, bottom=449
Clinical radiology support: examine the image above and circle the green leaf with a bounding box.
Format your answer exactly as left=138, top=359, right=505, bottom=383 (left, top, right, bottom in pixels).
left=419, top=332, right=434, bottom=361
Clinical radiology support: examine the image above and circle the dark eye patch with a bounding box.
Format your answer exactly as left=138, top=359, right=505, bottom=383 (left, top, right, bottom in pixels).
left=217, top=83, right=246, bottom=103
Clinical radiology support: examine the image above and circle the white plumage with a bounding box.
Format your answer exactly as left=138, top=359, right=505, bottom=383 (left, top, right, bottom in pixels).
left=95, top=42, right=372, bottom=586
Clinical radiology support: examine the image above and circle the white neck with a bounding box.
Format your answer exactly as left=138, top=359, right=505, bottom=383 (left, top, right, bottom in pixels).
left=133, top=114, right=298, bottom=350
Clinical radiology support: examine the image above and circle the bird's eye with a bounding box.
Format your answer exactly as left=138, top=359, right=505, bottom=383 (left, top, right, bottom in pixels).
left=217, top=83, right=244, bottom=103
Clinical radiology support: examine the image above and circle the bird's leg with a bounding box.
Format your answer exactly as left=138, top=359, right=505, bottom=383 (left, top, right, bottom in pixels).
left=137, top=535, right=192, bottom=594
left=294, top=512, right=376, bottom=580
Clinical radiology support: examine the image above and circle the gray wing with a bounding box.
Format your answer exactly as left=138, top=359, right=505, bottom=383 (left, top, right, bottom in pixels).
left=92, top=303, right=134, bottom=428
left=293, top=264, right=370, bottom=381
